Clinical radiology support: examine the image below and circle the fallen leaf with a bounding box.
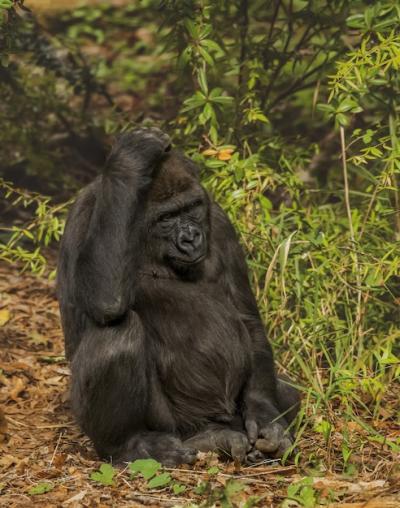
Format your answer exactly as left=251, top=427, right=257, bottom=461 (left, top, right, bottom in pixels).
left=29, top=332, right=49, bottom=347
left=63, top=490, right=87, bottom=505
left=9, top=377, right=27, bottom=401
left=0, top=407, right=8, bottom=443
left=0, top=309, right=10, bottom=326
left=0, top=454, right=17, bottom=469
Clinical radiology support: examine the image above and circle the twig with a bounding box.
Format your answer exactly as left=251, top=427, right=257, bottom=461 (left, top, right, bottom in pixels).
left=49, top=430, right=64, bottom=467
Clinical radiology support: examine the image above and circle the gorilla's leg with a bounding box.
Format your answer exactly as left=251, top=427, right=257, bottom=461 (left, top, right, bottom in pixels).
left=70, top=311, right=196, bottom=466
left=184, top=421, right=250, bottom=462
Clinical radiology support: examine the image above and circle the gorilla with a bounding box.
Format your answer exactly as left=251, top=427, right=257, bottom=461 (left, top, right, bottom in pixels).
left=57, top=127, right=300, bottom=466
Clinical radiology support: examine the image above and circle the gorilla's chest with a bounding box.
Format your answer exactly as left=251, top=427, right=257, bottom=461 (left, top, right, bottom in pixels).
left=137, top=282, right=251, bottom=430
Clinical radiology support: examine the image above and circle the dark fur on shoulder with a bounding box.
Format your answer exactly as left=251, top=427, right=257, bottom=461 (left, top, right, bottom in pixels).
left=57, top=127, right=300, bottom=466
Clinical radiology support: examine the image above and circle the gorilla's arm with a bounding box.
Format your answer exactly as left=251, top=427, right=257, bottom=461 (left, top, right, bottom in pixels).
left=211, top=204, right=294, bottom=452
left=64, top=129, right=170, bottom=325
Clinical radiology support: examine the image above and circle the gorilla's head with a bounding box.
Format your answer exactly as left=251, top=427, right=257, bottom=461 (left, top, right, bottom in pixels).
left=145, top=151, right=210, bottom=272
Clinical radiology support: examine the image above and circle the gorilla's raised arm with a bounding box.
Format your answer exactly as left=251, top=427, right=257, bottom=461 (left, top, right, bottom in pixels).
left=63, top=128, right=170, bottom=325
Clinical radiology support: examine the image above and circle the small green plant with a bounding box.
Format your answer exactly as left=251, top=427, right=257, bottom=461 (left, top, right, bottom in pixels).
left=28, top=482, right=54, bottom=495
left=147, top=472, right=172, bottom=489
left=90, top=463, right=116, bottom=487
left=194, top=477, right=247, bottom=508
left=282, top=478, right=318, bottom=508
left=129, top=458, right=177, bottom=491
left=172, top=483, right=186, bottom=494
left=207, top=465, right=220, bottom=475
left=129, top=458, right=161, bottom=480
left=314, top=419, right=333, bottom=445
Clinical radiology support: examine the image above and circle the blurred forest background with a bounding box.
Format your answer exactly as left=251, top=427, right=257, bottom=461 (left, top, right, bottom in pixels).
left=0, top=0, right=399, bottom=506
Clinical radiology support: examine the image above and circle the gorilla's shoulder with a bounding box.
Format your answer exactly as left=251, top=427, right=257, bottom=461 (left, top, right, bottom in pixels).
left=210, top=201, right=237, bottom=237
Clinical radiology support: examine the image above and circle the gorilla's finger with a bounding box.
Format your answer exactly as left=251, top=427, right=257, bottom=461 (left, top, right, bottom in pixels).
left=255, top=437, right=279, bottom=453
left=259, top=422, right=283, bottom=442
left=246, top=448, right=265, bottom=464
left=163, top=447, right=198, bottom=467
left=180, top=447, right=199, bottom=465
left=245, top=419, right=258, bottom=444
left=254, top=423, right=284, bottom=453
left=230, top=434, right=249, bottom=462
left=273, top=437, right=293, bottom=459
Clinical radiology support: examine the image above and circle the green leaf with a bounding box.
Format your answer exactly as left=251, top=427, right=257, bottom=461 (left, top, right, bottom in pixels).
left=336, top=113, right=349, bottom=126
left=194, top=481, right=209, bottom=495
left=147, top=473, right=171, bottom=489
left=172, top=483, right=186, bottom=494
left=225, top=479, right=245, bottom=498
left=198, top=46, right=214, bottom=66
left=182, top=92, right=207, bottom=112
left=346, top=14, right=365, bottom=29
left=129, top=458, right=161, bottom=480
left=184, top=19, right=198, bottom=38
left=300, top=485, right=317, bottom=508
left=210, top=94, right=234, bottom=106
left=198, top=68, right=208, bottom=95
left=244, top=496, right=261, bottom=508
left=201, top=39, right=223, bottom=54
left=28, top=483, right=54, bottom=495
left=207, top=465, right=220, bottom=475
left=317, top=103, right=335, bottom=115
left=90, top=463, right=116, bottom=486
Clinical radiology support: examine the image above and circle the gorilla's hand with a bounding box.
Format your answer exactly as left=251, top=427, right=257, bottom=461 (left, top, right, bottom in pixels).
left=105, top=127, right=171, bottom=184
left=127, top=126, right=171, bottom=160
left=244, top=400, right=293, bottom=458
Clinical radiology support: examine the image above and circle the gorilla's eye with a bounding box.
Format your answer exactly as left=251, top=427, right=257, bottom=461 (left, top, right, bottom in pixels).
left=191, top=199, right=203, bottom=208
left=159, top=212, right=174, bottom=223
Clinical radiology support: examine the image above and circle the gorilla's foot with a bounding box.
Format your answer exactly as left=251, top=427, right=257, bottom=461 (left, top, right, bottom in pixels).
left=111, top=432, right=198, bottom=467
left=243, top=421, right=294, bottom=465
left=184, top=425, right=250, bottom=462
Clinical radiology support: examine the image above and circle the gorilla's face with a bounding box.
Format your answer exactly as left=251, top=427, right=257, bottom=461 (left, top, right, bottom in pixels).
left=152, top=194, right=209, bottom=267
left=145, top=152, right=210, bottom=270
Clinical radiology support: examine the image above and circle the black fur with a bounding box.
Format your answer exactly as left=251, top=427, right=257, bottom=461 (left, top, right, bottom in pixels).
left=57, top=127, right=300, bottom=465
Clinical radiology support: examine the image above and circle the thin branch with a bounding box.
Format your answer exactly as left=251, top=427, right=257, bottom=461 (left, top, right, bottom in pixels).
left=235, top=0, right=249, bottom=136
left=340, top=127, right=356, bottom=245
left=261, top=1, right=294, bottom=106
left=265, top=0, right=281, bottom=50
left=340, top=126, right=363, bottom=348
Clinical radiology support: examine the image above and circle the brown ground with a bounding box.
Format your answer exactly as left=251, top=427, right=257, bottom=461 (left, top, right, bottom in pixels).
left=0, top=262, right=399, bottom=507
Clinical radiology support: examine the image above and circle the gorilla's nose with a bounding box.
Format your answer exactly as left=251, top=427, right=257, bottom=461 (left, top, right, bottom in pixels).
left=177, top=226, right=202, bottom=255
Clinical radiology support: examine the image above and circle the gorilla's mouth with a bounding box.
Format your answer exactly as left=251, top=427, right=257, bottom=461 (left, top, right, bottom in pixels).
left=169, top=253, right=207, bottom=266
